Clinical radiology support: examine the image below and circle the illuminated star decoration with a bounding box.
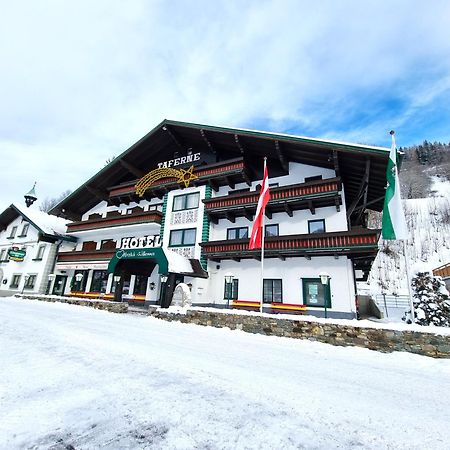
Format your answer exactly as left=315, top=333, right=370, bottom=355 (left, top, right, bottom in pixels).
left=176, top=165, right=198, bottom=188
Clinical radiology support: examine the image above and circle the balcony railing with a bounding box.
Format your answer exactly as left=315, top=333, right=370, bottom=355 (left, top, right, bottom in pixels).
left=203, top=177, right=342, bottom=222
left=67, top=210, right=162, bottom=232
left=57, top=249, right=116, bottom=262
left=200, top=229, right=380, bottom=261
left=109, top=158, right=249, bottom=201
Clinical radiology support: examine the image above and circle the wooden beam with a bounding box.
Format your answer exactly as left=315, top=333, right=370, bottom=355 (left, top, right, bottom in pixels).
left=243, top=208, right=253, bottom=221
left=275, top=140, right=288, bottom=171
left=119, top=159, right=145, bottom=178
left=278, top=255, right=286, bottom=261
left=209, top=179, right=220, bottom=192
left=353, top=195, right=385, bottom=212
left=335, top=196, right=341, bottom=212
left=85, top=185, right=110, bottom=203
left=234, top=134, right=245, bottom=155
left=225, top=176, right=235, bottom=189
left=347, top=158, right=371, bottom=219
left=209, top=215, right=219, bottom=225
left=225, top=211, right=235, bottom=223
left=200, top=129, right=216, bottom=154
left=265, top=207, right=272, bottom=219
left=162, top=125, right=184, bottom=150
left=242, top=170, right=252, bottom=186
left=232, top=257, right=241, bottom=262
left=308, top=200, right=315, bottom=215
left=253, top=254, right=261, bottom=261
left=332, top=150, right=340, bottom=178
left=283, top=202, right=293, bottom=217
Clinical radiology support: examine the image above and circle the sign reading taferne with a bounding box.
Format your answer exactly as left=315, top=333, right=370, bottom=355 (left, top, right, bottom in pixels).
left=157, top=152, right=200, bottom=169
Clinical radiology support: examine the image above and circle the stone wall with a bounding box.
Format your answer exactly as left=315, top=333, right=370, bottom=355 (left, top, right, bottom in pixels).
left=148, top=307, right=450, bottom=358
left=16, top=294, right=128, bottom=313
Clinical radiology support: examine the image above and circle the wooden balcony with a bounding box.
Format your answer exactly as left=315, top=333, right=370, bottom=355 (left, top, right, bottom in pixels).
left=67, top=210, right=163, bottom=233
left=108, top=158, right=250, bottom=202
left=203, top=178, right=342, bottom=223
left=57, top=249, right=116, bottom=262
left=200, top=229, right=380, bottom=262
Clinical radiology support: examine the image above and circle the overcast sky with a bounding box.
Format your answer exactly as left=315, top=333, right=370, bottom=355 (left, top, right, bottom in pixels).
left=1, top=0, right=450, bottom=212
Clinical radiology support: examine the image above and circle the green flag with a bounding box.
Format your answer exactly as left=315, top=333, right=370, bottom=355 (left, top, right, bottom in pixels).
left=382, top=131, right=408, bottom=240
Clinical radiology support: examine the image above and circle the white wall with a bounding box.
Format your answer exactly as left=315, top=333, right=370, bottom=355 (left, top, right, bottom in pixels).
left=0, top=215, right=57, bottom=295
left=204, top=256, right=356, bottom=314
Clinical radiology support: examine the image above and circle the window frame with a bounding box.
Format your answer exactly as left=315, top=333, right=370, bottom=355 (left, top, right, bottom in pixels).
left=265, top=224, right=279, bottom=237
left=168, top=228, right=197, bottom=247
left=172, top=192, right=200, bottom=212
left=24, top=274, right=37, bottom=289
left=302, top=278, right=331, bottom=308
left=34, top=245, right=46, bottom=261
left=226, top=227, right=248, bottom=240
left=18, top=223, right=29, bottom=237
left=0, top=249, right=7, bottom=262
left=8, top=226, right=18, bottom=239
left=90, top=270, right=109, bottom=293
left=10, top=274, right=21, bottom=289
left=308, top=219, right=326, bottom=234
left=223, top=278, right=239, bottom=300
left=263, top=279, right=283, bottom=303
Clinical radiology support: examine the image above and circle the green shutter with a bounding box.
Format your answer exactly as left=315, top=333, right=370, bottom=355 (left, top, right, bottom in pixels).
left=159, top=193, right=168, bottom=246
left=200, top=185, right=212, bottom=270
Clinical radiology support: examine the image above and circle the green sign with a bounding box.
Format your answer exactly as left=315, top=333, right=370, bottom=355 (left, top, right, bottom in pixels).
left=108, top=246, right=168, bottom=274
left=8, top=248, right=26, bottom=262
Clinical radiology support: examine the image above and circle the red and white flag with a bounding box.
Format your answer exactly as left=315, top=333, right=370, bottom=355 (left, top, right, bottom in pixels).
left=249, top=160, right=270, bottom=249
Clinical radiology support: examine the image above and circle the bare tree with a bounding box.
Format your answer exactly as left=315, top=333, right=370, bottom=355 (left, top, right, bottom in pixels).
left=39, top=190, right=72, bottom=212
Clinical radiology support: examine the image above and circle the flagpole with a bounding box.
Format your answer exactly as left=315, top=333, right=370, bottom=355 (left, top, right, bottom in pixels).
left=403, top=239, right=415, bottom=324
left=260, top=157, right=267, bottom=314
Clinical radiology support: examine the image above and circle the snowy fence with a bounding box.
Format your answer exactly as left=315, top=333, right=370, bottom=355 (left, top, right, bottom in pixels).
left=148, top=307, right=450, bottom=358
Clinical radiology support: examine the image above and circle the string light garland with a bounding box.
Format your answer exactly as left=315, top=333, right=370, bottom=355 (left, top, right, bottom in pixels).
left=135, top=165, right=198, bottom=197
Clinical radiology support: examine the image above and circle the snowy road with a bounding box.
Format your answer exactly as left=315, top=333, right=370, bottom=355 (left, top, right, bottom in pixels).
left=1, top=298, right=450, bottom=449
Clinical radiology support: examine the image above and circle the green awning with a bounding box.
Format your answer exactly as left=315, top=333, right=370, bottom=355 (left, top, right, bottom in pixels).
left=108, top=247, right=168, bottom=274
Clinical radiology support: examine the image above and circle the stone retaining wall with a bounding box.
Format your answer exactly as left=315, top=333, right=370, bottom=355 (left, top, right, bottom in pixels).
left=16, top=294, right=128, bottom=313
left=148, top=307, right=450, bottom=358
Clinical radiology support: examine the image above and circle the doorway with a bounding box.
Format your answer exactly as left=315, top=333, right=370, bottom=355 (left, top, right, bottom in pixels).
left=52, top=275, right=67, bottom=296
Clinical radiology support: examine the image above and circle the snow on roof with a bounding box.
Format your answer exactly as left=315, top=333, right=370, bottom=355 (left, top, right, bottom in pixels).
left=164, top=248, right=194, bottom=274
left=12, top=203, right=69, bottom=236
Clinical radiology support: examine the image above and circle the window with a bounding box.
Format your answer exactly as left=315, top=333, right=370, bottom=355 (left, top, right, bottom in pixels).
left=169, top=228, right=196, bottom=247
left=10, top=274, right=21, bottom=289
left=24, top=274, right=37, bottom=289
left=227, top=227, right=248, bottom=240
left=224, top=279, right=239, bottom=300
left=90, top=270, right=109, bottom=293
left=34, top=245, right=45, bottom=260
left=173, top=192, right=200, bottom=211
left=0, top=249, right=6, bottom=262
left=305, top=175, right=323, bottom=183
left=134, top=275, right=148, bottom=295
left=263, top=279, right=282, bottom=303
left=19, top=223, right=29, bottom=237
left=308, top=219, right=325, bottom=234
left=302, top=278, right=331, bottom=308
left=269, top=183, right=279, bottom=188
left=8, top=226, right=17, bottom=239
left=72, top=270, right=88, bottom=292
left=265, top=224, right=279, bottom=237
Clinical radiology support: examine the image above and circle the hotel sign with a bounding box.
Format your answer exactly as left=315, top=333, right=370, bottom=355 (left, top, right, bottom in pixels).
left=119, top=234, right=161, bottom=249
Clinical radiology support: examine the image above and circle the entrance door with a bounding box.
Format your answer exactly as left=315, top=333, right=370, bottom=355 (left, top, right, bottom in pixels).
left=53, top=275, right=67, bottom=296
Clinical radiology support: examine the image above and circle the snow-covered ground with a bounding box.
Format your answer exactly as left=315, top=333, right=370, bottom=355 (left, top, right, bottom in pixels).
left=2, top=298, right=450, bottom=449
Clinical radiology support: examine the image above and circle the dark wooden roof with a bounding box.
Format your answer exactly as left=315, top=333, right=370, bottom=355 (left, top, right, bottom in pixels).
left=50, top=119, right=390, bottom=221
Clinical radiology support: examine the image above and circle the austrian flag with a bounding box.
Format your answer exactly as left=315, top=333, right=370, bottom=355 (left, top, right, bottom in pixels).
left=249, top=161, right=270, bottom=249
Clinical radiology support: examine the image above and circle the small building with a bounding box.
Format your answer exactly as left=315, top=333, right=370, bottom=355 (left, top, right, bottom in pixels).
left=0, top=203, right=74, bottom=296
left=433, top=263, right=450, bottom=291
left=50, top=120, right=390, bottom=318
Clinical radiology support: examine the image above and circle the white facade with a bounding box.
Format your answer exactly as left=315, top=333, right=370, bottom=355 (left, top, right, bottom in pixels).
left=54, top=160, right=360, bottom=318
left=0, top=206, right=69, bottom=296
